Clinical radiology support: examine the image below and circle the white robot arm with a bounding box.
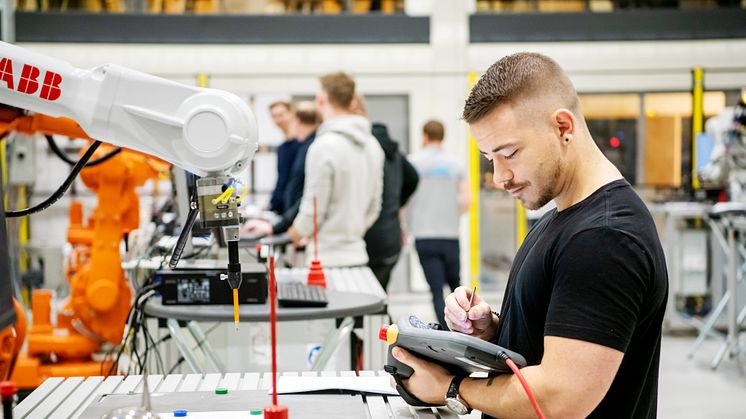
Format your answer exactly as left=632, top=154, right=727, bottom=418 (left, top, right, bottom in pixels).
left=0, top=41, right=257, bottom=176
left=0, top=41, right=257, bottom=292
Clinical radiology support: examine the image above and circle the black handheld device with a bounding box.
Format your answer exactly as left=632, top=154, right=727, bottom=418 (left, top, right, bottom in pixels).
left=382, top=315, right=526, bottom=407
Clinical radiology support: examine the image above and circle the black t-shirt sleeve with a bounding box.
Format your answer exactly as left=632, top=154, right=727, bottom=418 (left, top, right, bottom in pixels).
left=544, top=227, right=651, bottom=353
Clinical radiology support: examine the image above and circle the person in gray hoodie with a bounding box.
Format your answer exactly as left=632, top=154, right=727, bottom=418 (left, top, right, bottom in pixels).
left=288, top=72, right=384, bottom=267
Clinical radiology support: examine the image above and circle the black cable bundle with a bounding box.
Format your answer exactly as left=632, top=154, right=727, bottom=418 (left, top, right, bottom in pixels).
left=45, top=135, right=122, bottom=167
left=105, top=281, right=165, bottom=377
left=5, top=140, right=102, bottom=218
left=103, top=258, right=220, bottom=377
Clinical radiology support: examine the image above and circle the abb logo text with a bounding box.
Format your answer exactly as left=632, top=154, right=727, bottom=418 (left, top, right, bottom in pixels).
left=0, top=57, right=62, bottom=101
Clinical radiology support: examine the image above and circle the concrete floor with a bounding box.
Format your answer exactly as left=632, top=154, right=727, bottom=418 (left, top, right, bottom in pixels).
left=388, top=291, right=746, bottom=419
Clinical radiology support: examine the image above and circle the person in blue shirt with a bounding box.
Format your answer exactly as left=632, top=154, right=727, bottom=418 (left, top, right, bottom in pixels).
left=268, top=100, right=300, bottom=214
left=244, top=101, right=320, bottom=236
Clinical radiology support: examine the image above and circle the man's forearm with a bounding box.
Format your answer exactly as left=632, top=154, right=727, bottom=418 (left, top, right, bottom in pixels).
left=461, top=365, right=550, bottom=419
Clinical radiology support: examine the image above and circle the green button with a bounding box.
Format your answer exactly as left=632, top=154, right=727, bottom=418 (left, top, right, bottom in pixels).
left=215, top=388, right=228, bottom=395
left=250, top=409, right=263, bottom=415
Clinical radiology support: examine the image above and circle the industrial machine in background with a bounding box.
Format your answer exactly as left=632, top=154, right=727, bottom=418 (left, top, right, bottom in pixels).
left=0, top=40, right=259, bottom=387
left=0, top=112, right=172, bottom=387
left=698, top=89, right=746, bottom=202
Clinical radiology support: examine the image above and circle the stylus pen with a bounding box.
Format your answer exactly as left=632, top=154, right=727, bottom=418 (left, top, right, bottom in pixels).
left=468, top=286, right=477, bottom=310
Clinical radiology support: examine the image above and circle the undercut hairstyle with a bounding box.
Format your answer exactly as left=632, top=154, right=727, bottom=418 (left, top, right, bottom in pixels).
left=462, top=52, right=579, bottom=124
left=296, top=104, right=321, bottom=126
left=269, top=100, right=292, bottom=112
left=320, top=72, right=356, bottom=110
left=423, top=120, right=445, bottom=142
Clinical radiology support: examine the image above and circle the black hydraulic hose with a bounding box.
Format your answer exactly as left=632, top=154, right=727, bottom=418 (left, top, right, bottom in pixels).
left=45, top=135, right=122, bottom=167
left=5, top=140, right=102, bottom=218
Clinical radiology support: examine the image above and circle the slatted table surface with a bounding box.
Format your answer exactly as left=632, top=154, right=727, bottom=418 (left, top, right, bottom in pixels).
left=12, top=371, right=482, bottom=419
left=277, top=267, right=388, bottom=299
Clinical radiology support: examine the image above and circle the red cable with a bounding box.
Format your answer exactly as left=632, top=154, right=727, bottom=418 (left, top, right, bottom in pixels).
left=269, top=254, right=278, bottom=406
left=505, top=358, right=546, bottom=419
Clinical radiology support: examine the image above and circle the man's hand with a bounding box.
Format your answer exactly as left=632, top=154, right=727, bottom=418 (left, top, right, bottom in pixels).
left=241, top=219, right=273, bottom=236
left=444, top=286, right=498, bottom=341
left=389, top=347, right=452, bottom=405
left=288, top=226, right=306, bottom=247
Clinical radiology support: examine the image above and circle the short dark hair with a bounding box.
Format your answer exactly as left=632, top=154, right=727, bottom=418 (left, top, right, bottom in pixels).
left=423, top=120, right=445, bottom=141
left=320, top=72, right=355, bottom=109
left=269, top=101, right=292, bottom=112
left=462, top=52, right=579, bottom=124
left=296, top=105, right=321, bottom=125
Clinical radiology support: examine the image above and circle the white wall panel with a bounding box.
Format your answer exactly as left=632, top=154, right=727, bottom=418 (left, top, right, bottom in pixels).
left=469, top=39, right=746, bottom=92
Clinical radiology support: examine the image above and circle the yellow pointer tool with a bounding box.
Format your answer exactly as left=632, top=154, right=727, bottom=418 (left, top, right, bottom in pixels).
left=233, top=288, right=240, bottom=330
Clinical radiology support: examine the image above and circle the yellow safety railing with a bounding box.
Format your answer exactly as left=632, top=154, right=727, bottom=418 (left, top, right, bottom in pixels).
left=691, top=67, right=704, bottom=190
left=467, top=72, right=480, bottom=291
left=516, top=200, right=528, bottom=248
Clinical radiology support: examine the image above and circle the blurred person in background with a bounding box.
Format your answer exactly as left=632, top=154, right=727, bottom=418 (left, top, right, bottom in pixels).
left=407, top=119, right=470, bottom=328
left=243, top=101, right=320, bottom=236
left=351, top=94, right=419, bottom=290
left=288, top=72, right=384, bottom=267
left=268, top=100, right=299, bottom=214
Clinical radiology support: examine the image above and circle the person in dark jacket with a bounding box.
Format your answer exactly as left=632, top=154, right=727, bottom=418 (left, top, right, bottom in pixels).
left=352, top=95, right=419, bottom=290
left=268, top=100, right=299, bottom=214
left=243, top=101, right=320, bottom=236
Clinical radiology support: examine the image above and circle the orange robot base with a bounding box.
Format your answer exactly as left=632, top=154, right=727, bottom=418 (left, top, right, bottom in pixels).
left=3, top=114, right=168, bottom=389
left=0, top=300, right=26, bottom=382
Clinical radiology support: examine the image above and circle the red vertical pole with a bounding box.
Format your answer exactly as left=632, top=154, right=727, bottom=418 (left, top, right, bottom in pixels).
left=269, top=254, right=278, bottom=406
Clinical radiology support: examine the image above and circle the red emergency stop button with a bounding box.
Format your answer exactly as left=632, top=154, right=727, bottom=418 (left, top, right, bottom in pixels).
left=379, top=324, right=389, bottom=341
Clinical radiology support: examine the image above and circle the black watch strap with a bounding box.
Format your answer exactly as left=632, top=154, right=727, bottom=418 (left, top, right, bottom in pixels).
left=390, top=370, right=440, bottom=407
left=447, top=375, right=465, bottom=399
left=447, top=375, right=472, bottom=412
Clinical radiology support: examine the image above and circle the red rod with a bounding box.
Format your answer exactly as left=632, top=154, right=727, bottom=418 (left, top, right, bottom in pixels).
left=269, top=254, right=278, bottom=406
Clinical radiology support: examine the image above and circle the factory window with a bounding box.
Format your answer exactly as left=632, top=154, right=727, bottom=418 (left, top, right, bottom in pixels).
left=644, top=91, right=726, bottom=188
left=574, top=91, right=727, bottom=189
left=16, top=0, right=406, bottom=14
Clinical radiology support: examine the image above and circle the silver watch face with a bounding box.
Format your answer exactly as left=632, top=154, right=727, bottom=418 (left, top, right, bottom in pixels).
left=445, top=397, right=469, bottom=415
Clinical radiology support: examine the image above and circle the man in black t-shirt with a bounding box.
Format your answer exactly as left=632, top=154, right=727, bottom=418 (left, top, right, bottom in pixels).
left=390, top=53, right=668, bottom=418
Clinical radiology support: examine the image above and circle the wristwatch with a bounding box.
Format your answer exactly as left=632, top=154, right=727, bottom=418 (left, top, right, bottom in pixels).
left=444, top=376, right=472, bottom=415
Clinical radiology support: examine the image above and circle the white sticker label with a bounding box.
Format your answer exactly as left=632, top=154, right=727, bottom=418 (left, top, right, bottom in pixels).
left=455, top=356, right=492, bottom=370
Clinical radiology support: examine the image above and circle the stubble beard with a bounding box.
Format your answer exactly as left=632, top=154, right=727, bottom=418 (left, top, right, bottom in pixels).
left=522, top=156, right=562, bottom=210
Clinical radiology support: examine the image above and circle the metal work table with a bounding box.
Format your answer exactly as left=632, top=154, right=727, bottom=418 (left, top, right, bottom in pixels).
left=652, top=201, right=713, bottom=332
left=144, top=290, right=384, bottom=322
left=142, top=267, right=390, bottom=372
left=671, top=205, right=746, bottom=369
left=13, top=371, right=480, bottom=419
left=707, top=215, right=746, bottom=369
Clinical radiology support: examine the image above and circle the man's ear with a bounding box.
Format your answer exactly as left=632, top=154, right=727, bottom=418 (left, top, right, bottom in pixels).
left=551, top=108, right=576, bottom=144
